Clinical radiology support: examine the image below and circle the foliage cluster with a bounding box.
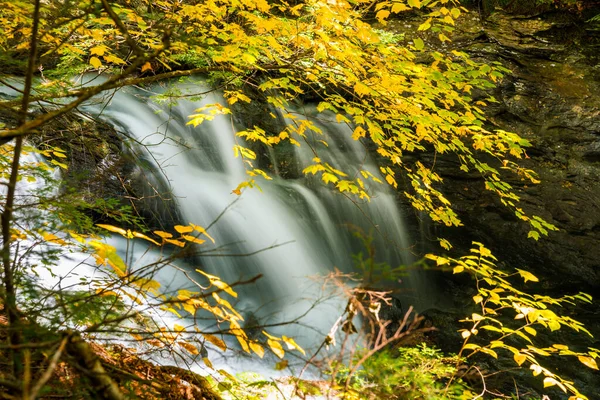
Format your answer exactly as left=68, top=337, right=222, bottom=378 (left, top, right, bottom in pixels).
left=428, top=244, right=598, bottom=399
left=339, top=344, right=468, bottom=399
left=0, top=0, right=556, bottom=239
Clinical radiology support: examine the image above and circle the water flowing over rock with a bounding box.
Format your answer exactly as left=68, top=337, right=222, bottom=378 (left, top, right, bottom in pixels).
left=82, top=80, right=429, bottom=352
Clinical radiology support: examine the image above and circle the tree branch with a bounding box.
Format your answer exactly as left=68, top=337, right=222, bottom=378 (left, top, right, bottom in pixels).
left=66, top=333, right=126, bottom=400
left=1, top=0, right=42, bottom=382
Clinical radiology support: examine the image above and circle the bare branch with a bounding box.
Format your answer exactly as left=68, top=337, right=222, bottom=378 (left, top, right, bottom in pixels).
left=29, top=336, right=69, bottom=400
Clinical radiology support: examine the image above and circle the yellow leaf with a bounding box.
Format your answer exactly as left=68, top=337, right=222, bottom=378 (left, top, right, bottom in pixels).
left=97, top=224, right=127, bottom=237
left=354, top=82, right=370, bottom=96
left=132, top=231, right=160, bottom=246
left=439, top=238, right=452, bottom=250
left=249, top=341, right=265, bottom=358
left=123, top=291, right=143, bottom=305
left=236, top=334, right=250, bottom=353
left=212, top=293, right=242, bottom=320
left=90, top=45, right=106, bottom=56
left=90, top=56, right=102, bottom=69
left=154, top=230, right=173, bottom=239
left=203, top=334, right=227, bottom=352
left=218, top=369, right=238, bottom=382
left=175, top=225, right=194, bottom=234
left=514, top=353, right=526, bottom=366
left=191, top=223, right=216, bottom=243
left=52, top=151, right=67, bottom=158
left=262, top=331, right=280, bottom=341
left=524, top=326, right=537, bottom=336
left=179, top=342, right=199, bottom=355
left=203, top=357, right=214, bottom=369
left=275, top=359, right=288, bottom=370
left=480, top=348, right=498, bottom=359
left=385, top=174, right=397, bottom=187
left=376, top=10, right=390, bottom=22
left=96, top=289, right=119, bottom=298
left=578, top=356, right=598, bottom=370
left=472, top=313, right=484, bottom=322
left=352, top=126, right=366, bottom=140
left=268, top=339, right=285, bottom=359
left=543, top=377, right=558, bottom=388
left=530, top=364, right=543, bottom=376
left=516, top=268, right=539, bottom=283
left=548, top=320, right=561, bottom=331
left=42, top=232, right=68, bottom=246
left=164, top=238, right=185, bottom=247
left=163, top=307, right=182, bottom=318
left=197, top=270, right=237, bottom=298
left=418, top=18, right=432, bottom=31
left=453, top=265, right=464, bottom=274
left=439, top=33, right=451, bottom=42
left=391, top=3, right=409, bottom=13
left=50, top=159, right=68, bottom=169
left=104, top=54, right=126, bottom=65
left=282, top=336, right=306, bottom=355
left=141, top=62, right=152, bottom=72
left=183, top=235, right=205, bottom=244
left=443, top=15, right=455, bottom=25
left=322, top=173, right=339, bottom=184
left=473, top=295, right=483, bottom=304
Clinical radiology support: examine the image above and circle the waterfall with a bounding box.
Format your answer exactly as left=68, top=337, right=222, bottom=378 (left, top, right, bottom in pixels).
left=81, top=80, right=424, bottom=354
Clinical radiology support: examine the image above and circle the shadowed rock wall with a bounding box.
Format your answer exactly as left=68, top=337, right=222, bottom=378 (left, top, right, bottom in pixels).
left=425, top=9, right=600, bottom=296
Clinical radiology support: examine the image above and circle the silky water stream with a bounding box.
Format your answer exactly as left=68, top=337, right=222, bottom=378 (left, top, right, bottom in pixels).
left=79, top=80, right=430, bottom=374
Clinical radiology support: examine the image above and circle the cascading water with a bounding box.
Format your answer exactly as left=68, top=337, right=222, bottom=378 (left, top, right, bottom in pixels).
left=81, top=79, right=428, bottom=358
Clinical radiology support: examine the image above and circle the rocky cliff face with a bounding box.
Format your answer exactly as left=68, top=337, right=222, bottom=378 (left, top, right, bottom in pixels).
left=421, top=9, right=600, bottom=297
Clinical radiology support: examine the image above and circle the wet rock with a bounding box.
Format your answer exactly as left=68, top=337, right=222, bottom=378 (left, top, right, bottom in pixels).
left=425, top=9, right=600, bottom=299
left=31, top=111, right=181, bottom=231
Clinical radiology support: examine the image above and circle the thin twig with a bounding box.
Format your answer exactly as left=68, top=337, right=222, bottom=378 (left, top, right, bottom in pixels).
left=28, top=336, right=69, bottom=400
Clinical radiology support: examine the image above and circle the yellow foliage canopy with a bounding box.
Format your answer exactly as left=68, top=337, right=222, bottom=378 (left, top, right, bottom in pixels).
left=0, top=0, right=552, bottom=236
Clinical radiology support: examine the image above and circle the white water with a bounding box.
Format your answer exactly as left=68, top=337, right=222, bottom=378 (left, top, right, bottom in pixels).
left=78, top=80, right=427, bottom=363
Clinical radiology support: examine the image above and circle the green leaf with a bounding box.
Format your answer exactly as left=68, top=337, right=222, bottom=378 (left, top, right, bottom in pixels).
left=414, top=38, right=424, bottom=51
